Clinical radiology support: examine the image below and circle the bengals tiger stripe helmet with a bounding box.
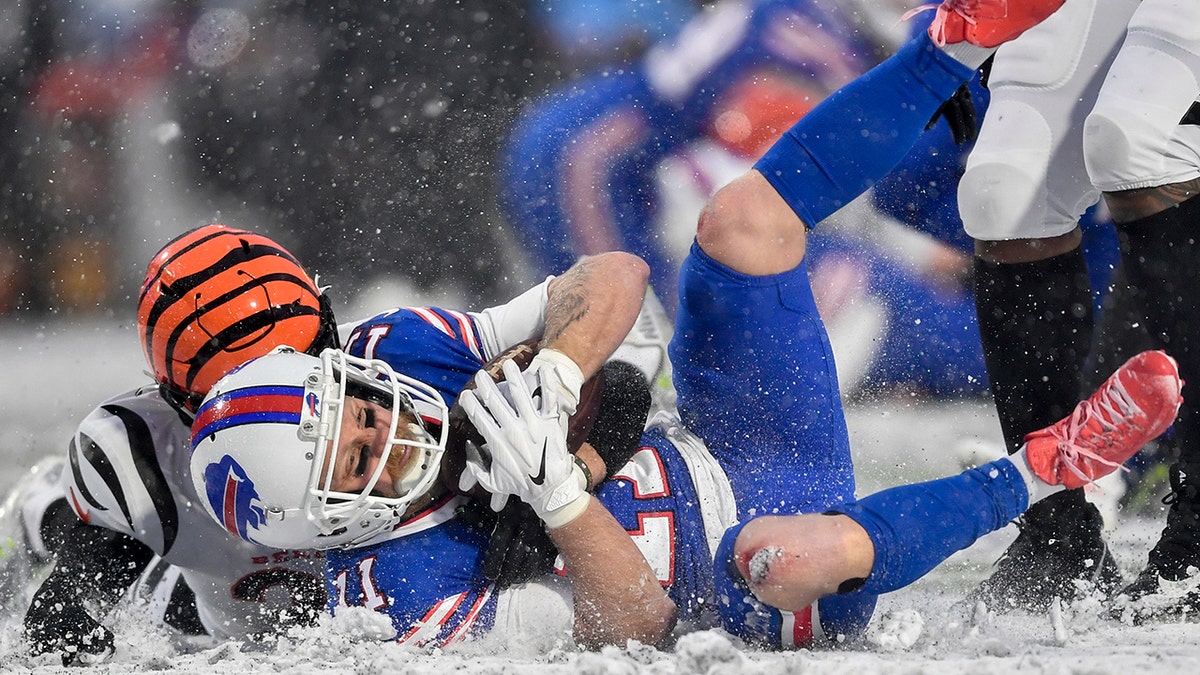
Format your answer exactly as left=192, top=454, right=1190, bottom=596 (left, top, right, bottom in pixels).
left=137, top=224, right=339, bottom=417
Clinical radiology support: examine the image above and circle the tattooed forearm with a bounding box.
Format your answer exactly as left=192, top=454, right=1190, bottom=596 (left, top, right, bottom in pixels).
left=1105, top=178, right=1200, bottom=224
left=533, top=252, right=648, bottom=377
left=543, top=257, right=596, bottom=344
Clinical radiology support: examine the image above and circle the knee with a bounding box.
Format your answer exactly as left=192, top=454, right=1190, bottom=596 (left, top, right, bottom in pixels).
left=957, top=99, right=1056, bottom=240
left=956, top=91, right=1101, bottom=241
left=731, top=514, right=864, bottom=611
left=1083, top=108, right=1138, bottom=183
left=695, top=180, right=754, bottom=252
left=696, top=172, right=807, bottom=275
left=958, top=160, right=1047, bottom=241
left=730, top=517, right=823, bottom=612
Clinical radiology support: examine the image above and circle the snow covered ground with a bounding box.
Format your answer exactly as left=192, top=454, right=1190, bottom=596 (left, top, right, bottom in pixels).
left=1, top=319, right=1197, bottom=674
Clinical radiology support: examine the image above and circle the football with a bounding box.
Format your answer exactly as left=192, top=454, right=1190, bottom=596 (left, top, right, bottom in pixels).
left=441, top=340, right=604, bottom=491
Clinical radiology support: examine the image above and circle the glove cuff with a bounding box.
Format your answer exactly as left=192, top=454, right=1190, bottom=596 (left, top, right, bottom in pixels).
left=529, top=348, right=584, bottom=409
left=534, top=474, right=590, bottom=529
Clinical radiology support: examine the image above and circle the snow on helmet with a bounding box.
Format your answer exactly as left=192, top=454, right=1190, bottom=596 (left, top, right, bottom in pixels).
left=137, top=224, right=338, bottom=417
left=190, top=347, right=449, bottom=550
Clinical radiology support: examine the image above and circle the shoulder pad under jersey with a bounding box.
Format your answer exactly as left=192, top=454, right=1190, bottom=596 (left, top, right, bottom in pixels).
left=64, top=386, right=190, bottom=555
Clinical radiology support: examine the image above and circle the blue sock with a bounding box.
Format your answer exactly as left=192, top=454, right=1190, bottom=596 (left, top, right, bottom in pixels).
left=830, top=459, right=1030, bottom=595
left=753, top=32, right=975, bottom=228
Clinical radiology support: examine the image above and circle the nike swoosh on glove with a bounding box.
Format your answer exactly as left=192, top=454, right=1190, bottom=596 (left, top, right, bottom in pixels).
left=458, top=359, right=589, bottom=529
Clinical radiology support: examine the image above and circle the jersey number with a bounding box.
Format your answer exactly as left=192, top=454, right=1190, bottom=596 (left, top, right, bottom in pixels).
left=332, top=555, right=388, bottom=611
left=232, top=568, right=326, bottom=616
left=611, top=447, right=676, bottom=585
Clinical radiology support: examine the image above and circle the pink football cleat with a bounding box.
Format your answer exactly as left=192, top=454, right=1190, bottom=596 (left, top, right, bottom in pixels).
left=1025, top=350, right=1183, bottom=490
left=910, top=0, right=1069, bottom=49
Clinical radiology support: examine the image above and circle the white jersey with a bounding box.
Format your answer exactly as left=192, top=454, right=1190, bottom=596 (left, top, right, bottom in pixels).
left=62, top=386, right=326, bottom=640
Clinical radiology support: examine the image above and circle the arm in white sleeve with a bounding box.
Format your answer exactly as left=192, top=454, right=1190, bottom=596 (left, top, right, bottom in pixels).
left=471, top=276, right=553, bottom=360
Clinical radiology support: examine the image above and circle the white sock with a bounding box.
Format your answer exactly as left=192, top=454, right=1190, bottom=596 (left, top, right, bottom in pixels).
left=1005, top=445, right=1065, bottom=505
left=939, top=42, right=997, bottom=69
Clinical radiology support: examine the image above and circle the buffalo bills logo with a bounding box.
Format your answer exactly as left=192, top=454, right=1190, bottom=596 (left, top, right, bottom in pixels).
left=305, top=391, right=320, bottom=417
left=204, top=455, right=267, bottom=545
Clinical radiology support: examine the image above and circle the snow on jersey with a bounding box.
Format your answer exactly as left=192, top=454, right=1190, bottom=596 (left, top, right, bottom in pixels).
left=328, top=302, right=737, bottom=645
left=326, top=305, right=510, bottom=645
left=63, top=386, right=326, bottom=640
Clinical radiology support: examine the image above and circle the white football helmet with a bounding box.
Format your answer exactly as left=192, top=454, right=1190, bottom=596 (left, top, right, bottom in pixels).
left=189, top=347, right=449, bottom=550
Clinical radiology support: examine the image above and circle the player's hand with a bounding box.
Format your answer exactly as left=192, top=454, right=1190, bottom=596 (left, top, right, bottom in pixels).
left=25, top=600, right=115, bottom=666
left=457, top=499, right=560, bottom=587
left=926, top=82, right=977, bottom=145
left=458, top=360, right=589, bottom=529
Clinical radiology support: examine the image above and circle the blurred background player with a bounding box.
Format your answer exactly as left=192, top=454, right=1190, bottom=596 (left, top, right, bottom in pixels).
left=499, top=0, right=1084, bottom=402
left=500, top=0, right=894, bottom=312
left=957, top=0, right=1200, bottom=616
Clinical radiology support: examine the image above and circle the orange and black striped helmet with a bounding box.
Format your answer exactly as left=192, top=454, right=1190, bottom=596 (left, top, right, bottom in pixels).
left=137, top=224, right=339, bottom=417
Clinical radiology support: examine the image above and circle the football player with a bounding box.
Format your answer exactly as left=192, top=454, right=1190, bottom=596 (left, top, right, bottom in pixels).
left=956, top=0, right=1200, bottom=615
left=498, top=0, right=893, bottom=312
left=15, top=224, right=649, bottom=664
left=18, top=225, right=339, bottom=665
left=190, top=0, right=1155, bottom=651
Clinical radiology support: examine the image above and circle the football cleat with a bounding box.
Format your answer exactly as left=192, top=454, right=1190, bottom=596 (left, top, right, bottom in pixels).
left=911, top=0, right=1068, bottom=49
left=1111, top=461, right=1200, bottom=622
left=969, top=491, right=1121, bottom=612
left=0, top=457, right=69, bottom=609
left=1111, top=561, right=1200, bottom=624
left=1025, top=350, right=1183, bottom=490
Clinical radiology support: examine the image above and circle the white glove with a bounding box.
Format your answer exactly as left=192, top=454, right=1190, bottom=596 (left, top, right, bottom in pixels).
left=457, top=359, right=589, bottom=529
left=522, top=348, right=584, bottom=418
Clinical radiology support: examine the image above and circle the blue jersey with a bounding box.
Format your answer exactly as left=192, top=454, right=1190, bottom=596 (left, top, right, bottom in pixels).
left=342, top=306, right=491, bottom=412
left=328, top=307, right=500, bottom=644
left=589, top=426, right=721, bottom=621
left=322, top=223, right=869, bottom=648
left=325, top=494, right=496, bottom=647
left=499, top=0, right=880, bottom=307
left=327, top=306, right=731, bottom=644
left=324, top=421, right=731, bottom=647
